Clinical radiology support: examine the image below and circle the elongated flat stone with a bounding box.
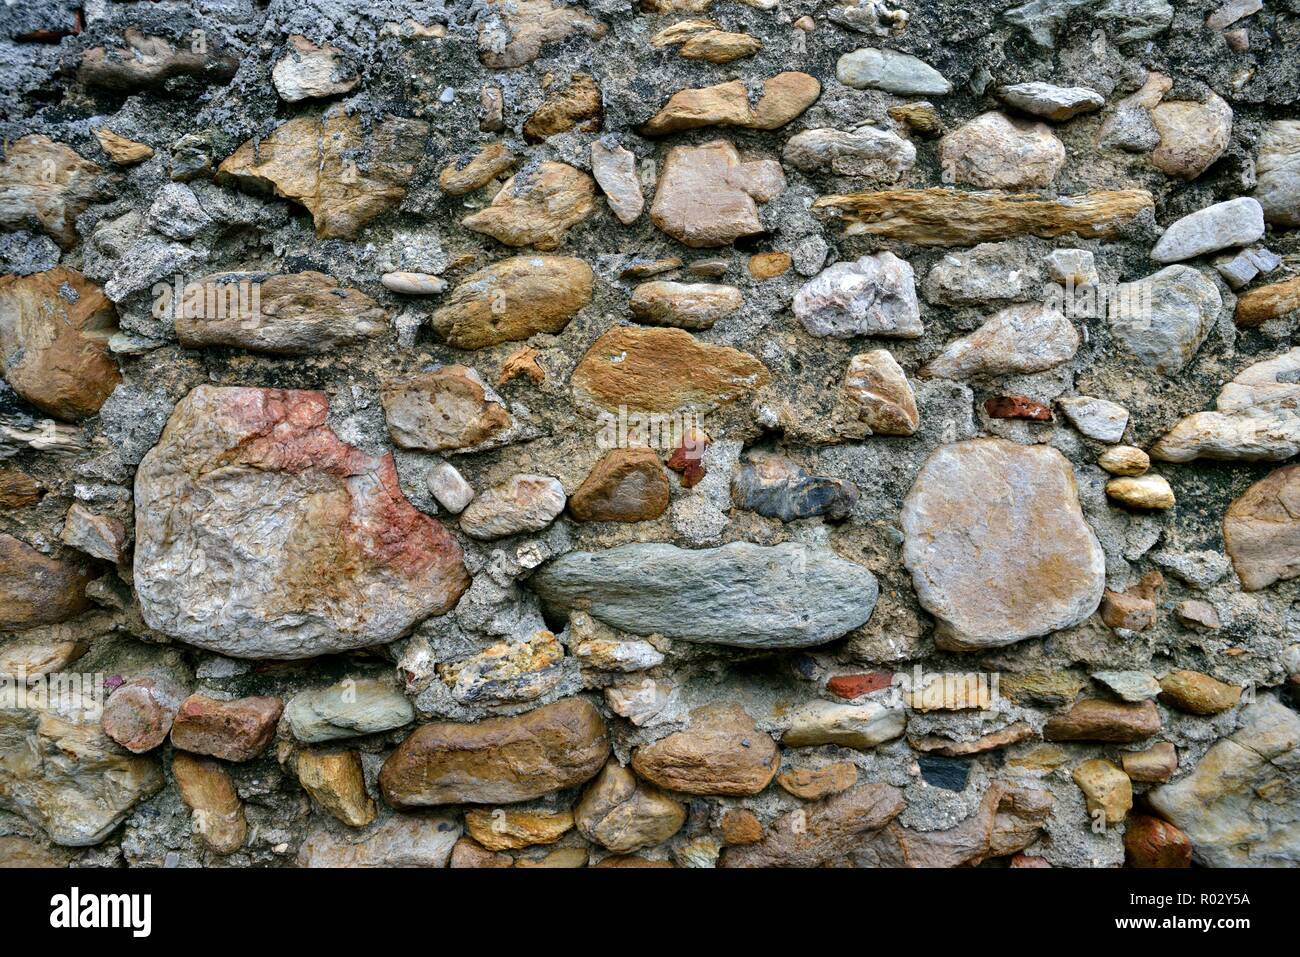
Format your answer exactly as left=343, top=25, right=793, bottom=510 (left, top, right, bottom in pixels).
left=901, top=439, right=1105, bottom=650
left=531, top=541, right=878, bottom=648
left=815, top=188, right=1153, bottom=246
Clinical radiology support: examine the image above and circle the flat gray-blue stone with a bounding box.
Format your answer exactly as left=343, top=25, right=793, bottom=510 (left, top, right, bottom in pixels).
left=530, top=542, right=878, bottom=648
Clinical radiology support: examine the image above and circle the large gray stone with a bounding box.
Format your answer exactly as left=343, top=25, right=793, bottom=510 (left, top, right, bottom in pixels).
left=1148, top=697, right=1300, bottom=867
left=134, top=386, right=470, bottom=659
left=793, top=253, right=922, bottom=339
left=285, top=678, right=415, bottom=743
left=836, top=48, right=951, bottom=95
left=1110, top=265, right=1221, bottom=375
left=901, top=438, right=1105, bottom=650
left=531, top=542, right=878, bottom=649
left=1255, top=121, right=1300, bottom=228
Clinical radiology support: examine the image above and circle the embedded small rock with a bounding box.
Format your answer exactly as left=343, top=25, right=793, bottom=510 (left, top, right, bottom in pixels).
left=793, top=252, right=922, bottom=339
left=921, top=303, right=1077, bottom=380
left=631, top=704, right=778, bottom=796
left=169, top=694, right=284, bottom=762
left=459, top=474, right=565, bottom=540
left=939, top=112, right=1066, bottom=190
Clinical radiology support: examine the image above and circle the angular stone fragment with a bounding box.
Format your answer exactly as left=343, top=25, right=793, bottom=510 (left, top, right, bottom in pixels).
left=782, top=127, right=915, bottom=183
left=720, top=809, right=764, bottom=845
left=1254, top=120, right=1300, bottom=227
left=438, top=142, right=518, bottom=196
left=570, top=448, right=670, bottom=522
left=1121, top=742, right=1178, bottom=782
left=793, top=252, right=922, bottom=339
left=464, top=807, right=573, bottom=851
left=640, top=73, right=819, bottom=136
left=272, top=35, right=358, bottom=102
left=0, top=136, right=106, bottom=249
left=172, top=752, right=247, bottom=854
left=1236, top=276, right=1300, bottom=328
left=459, top=474, right=565, bottom=540
left=1150, top=349, right=1300, bottom=462
left=1043, top=698, right=1161, bottom=742
left=1073, top=759, right=1132, bottom=824
left=997, top=82, right=1105, bottom=121
left=0, top=267, right=121, bottom=421
left=837, top=48, right=951, bottom=95
left=295, top=750, right=377, bottom=827
left=888, top=102, right=943, bottom=137
left=134, top=387, right=469, bottom=658
left=378, top=698, right=610, bottom=806
left=815, top=188, right=1154, bottom=246
left=575, top=761, right=685, bottom=852
left=1100, top=586, right=1157, bottom=632
left=777, top=762, right=858, bottom=800
left=1106, top=474, right=1175, bottom=510
left=1093, top=670, right=1160, bottom=702
left=649, top=19, right=761, bottom=63
left=216, top=113, right=427, bottom=240
left=1174, top=599, right=1220, bottom=631
left=380, top=366, right=511, bottom=453
left=939, top=112, right=1066, bottom=190
left=1150, top=198, right=1265, bottom=264
left=463, top=162, right=596, bottom=250
left=285, top=678, right=414, bottom=743
left=0, top=533, right=91, bottom=632
left=174, top=271, right=386, bottom=355
left=731, top=454, right=859, bottom=522
left=631, top=704, right=778, bottom=796
left=1058, top=396, right=1128, bottom=442
left=477, top=0, right=606, bottom=69
left=1149, top=91, right=1232, bottom=180
left=1158, top=670, right=1241, bottom=715
left=650, top=140, right=784, bottom=247
left=782, top=700, right=905, bottom=749
left=1223, top=465, right=1300, bottom=591
left=0, top=706, right=163, bottom=846
left=532, top=541, right=878, bottom=648
left=923, top=243, right=1041, bottom=306
left=1111, top=265, right=1220, bottom=374
left=571, top=325, right=769, bottom=413
left=629, top=281, right=741, bottom=330
left=524, top=73, right=602, bottom=141
left=567, top=613, right=664, bottom=672
left=720, top=783, right=906, bottom=867
left=590, top=140, right=643, bottom=224
left=909, top=722, right=1036, bottom=757
left=94, top=129, right=153, bottom=165
left=1215, top=246, right=1281, bottom=291
left=921, top=303, right=1077, bottom=380
left=901, top=439, right=1104, bottom=650
left=101, top=674, right=185, bottom=753
left=0, top=469, right=43, bottom=508
left=438, top=630, right=565, bottom=704
left=1148, top=697, right=1299, bottom=867
left=78, top=29, right=237, bottom=89
left=841, top=350, right=919, bottom=436
left=170, top=694, right=283, bottom=762
left=57, top=504, right=124, bottom=564
left=1125, top=814, right=1192, bottom=867
left=298, top=813, right=461, bottom=867
left=431, top=255, right=593, bottom=350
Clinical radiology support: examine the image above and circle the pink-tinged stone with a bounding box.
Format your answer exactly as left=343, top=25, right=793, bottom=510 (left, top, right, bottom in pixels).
left=134, top=386, right=470, bottom=659
left=169, top=694, right=284, bottom=762
left=101, top=674, right=186, bottom=753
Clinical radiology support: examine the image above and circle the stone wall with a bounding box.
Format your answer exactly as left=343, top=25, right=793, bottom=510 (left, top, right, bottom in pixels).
left=0, top=0, right=1298, bottom=869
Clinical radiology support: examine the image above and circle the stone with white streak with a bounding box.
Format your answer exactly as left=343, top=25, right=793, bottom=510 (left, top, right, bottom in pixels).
left=793, top=253, right=922, bottom=339
left=1057, top=396, right=1129, bottom=442
left=837, top=48, right=952, bottom=95
left=1254, top=121, right=1300, bottom=228
left=272, top=36, right=359, bottom=102
left=782, top=700, right=906, bottom=749
left=590, top=139, right=644, bottom=225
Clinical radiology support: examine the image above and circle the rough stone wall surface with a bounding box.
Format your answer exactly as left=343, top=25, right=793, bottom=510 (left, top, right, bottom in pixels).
left=0, top=0, right=1297, bottom=869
